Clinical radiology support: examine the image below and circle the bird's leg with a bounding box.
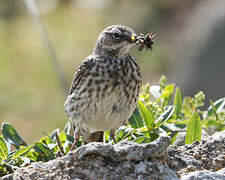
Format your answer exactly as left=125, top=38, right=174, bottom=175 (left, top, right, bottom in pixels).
left=110, top=130, right=116, bottom=144
left=70, top=134, right=80, bottom=151
left=70, top=124, right=80, bottom=151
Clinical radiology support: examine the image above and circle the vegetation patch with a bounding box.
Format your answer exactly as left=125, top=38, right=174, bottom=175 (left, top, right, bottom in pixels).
left=0, top=75, right=224, bottom=177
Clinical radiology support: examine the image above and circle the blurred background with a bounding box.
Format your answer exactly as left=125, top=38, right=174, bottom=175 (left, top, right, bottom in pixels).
left=0, top=0, right=225, bottom=143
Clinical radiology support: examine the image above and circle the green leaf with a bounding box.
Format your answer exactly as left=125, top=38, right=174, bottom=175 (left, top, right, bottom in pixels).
left=137, top=100, right=154, bottom=129
left=155, top=106, right=175, bottom=126
left=170, top=132, right=179, bottom=145
left=12, top=146, right=33, bottom=159
left=59, top=132, right=67, bottom=144
left=172, top=119, right=189, bottom=125
left=205, top=120, right=224, bottom=128
left=128, top=108, right=144, bottom=128
left=114, top=126, right=136, bottom=142
left=1, top=122, right=27, bottom=149
left=66, top=135, right=74, bottom=144
left=148, top=132, right=159, bottom=142
left=34, top=142, right=55, bottom=162
left=25, top=150, right=39, bottom=162
left=156, top=84, right=175, bottom=106
left=64, top=122, right=71, bottom=135
left=207, top=97, right=225, bottom=116
left=0, top=137, right=8, bottom=160
left=185, top=112, right=202, bottom=144
left=116, top=127, right=136, bottom=142
left=160, top=84, right=175, bottom=99
left=132, top=136, right=150, bottom=143
left=1, top=163, right=14, bottom=174
left=115, top=126, right=127, bottom=142
left=104, top=130, right=110, bottom=143
left=40, top=135, right=53, bottom=145
left=50, top=128, right=60, bottom=141
left=174, top=87, right=182, bottom=118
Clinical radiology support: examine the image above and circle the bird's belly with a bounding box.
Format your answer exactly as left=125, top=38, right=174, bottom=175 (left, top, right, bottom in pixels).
left=81, top=89, right=135, bottom=133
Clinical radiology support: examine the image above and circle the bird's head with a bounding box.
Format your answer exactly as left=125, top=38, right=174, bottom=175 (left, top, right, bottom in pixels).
left=93, top=25, right=137, bottom=56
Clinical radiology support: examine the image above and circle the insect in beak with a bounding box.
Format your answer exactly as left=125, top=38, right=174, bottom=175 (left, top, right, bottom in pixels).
left=135, top=33, right=156, bottom=51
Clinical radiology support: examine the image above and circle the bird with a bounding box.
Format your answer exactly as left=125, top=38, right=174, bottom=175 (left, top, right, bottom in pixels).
left=64, top=25, right=142, bottom=150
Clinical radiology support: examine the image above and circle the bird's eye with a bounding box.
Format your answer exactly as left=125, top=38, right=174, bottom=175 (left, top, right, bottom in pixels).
left=112, top=32, right=121, bottom=40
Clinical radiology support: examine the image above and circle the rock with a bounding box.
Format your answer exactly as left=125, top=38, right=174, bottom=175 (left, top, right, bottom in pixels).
left=2, top=130, right=225, bottom=180
left=181, top=168, right=225, bottom=180
left=76, top=135, right=170, bottom=161
left=168, top=130, right=225, bottom=176
left=2, top=136, right=179, bottom=180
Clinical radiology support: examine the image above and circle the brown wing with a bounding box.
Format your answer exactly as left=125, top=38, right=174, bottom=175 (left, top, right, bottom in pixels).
left=68, top=56, right=95, bottom=95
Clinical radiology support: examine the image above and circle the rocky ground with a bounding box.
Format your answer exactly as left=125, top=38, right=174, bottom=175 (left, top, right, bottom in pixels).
left=168, top=131, right=225, bottom=176
left=2, top=130, right=225, bottom=180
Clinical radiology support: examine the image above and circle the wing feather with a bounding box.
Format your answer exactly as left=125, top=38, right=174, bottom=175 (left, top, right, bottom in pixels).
left=69, top=56, right=94, bottom=95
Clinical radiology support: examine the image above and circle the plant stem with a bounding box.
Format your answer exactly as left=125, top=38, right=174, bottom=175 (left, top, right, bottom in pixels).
left=55, top=131, right=65, bottom=156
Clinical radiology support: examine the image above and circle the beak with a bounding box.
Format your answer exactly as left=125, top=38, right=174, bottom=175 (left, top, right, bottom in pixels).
left=123, top=33, right=137, bottom=43
left=131, top=35, right=136, bottom=41
left=130, top=34, right=137, bottom=43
